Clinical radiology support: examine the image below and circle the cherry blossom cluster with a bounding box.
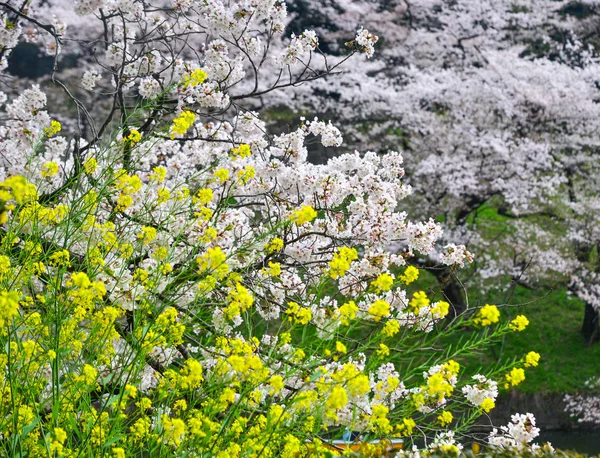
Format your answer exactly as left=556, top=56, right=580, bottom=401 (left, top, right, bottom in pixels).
left=245, top=0, right=600, bottom=322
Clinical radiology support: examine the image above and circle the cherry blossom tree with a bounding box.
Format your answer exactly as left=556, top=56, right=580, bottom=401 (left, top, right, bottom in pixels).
left=250, top=0, right=600, bottom=339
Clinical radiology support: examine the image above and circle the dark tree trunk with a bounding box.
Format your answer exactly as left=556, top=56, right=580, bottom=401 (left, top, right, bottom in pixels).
left=430, top=267, right=466, bottom=317
left=582, top=302, right=600, bottom=346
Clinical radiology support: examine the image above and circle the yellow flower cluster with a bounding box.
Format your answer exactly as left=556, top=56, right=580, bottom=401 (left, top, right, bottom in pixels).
left=408, top=290, right=430, bottom=314
left=376, top=343, right=390, bottom=358
left=236, top=165, right=255, bottom=184
left=74, top=363, right=98, bottom=387
left=137, top=226, right=158, bottom=244
left=423, top=360, right=460, bottom=404
left=0, top=175, right=37, bottom=223
left=40, top=161, right=59, bottom=178
left=505, top=367, right=526, bottom=387
left=66, top=272, right=107, bottom=319
left=369, top=273, right=393, bottom=294
left=215, top=338, right=269, bottom=385
left=170, top=110, right=196, bottom=138
left=473, top=304, right=500, bottom=326
left=431, top=300, right=450, bottom=319
left=339, top=300, right=358, bottom=325
left=183, top=68, right=208, bottom=88
left=213, top=168, right=230, bottom=183
left=481, top=398, right=495, bottom=412
left=524, top=351, right=540, bottom=368
left=197, top=247, right=230, bottom=280
left=114, top=170, right=143, bottom=212
left=368, top=299, right=390, bottom=321
left=230, top=143, right=252, bottom=159
left=397, top=418, right=416, bottom=437
left=154, top=307, right=186, bottom=346
left=382, top=319, right=400, bottom=337
left=49, top=249, right=71, bottom=267
left=510, top=314, right=529, bottom=331
left=50, top=427, right=67, bottom=455
left=289, top=205, right=317, bottom=225
left=326, top=385, right=348, bottom=411
left=44, top=119, right=62, bottom=137
left=84, top=157, right=98, bottom=175
left=157, top=188, right=170, bottom=205
left=195, top=188, right=213, bottom=206
left=285, top=301, right=312, bottom=325
left=160, top=358, right=204, bottom=395
left=328, top=246, right=358, bottom=279
left=162, top=415, right=186, bottom=446
left=399, top=265, right=419, bottom=284
left=264, top=237, right=284, bottom=254
left=0, top=290, right=20, bottom=331
left=437, top=410, right=453, bottom=426
left=370, top=404, right=393, bottom=434
left=149, top=166, right=167, bottom=183
left=125, top=128, right=142, bottom=145
left=224, top=283, right=254, bottom=319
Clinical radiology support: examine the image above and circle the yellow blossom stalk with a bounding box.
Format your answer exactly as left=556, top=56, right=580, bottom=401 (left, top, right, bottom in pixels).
left=510, top=314, right=529, bottom=331
left=474, top=304, right=500, bottom=326
left=399, top=265, right=419, bottom=284
left=44, top=119, right=61, bottom=137
left=368, top=299, right=390, bottom=321
left=524, top=351, right=540, bottom=367
left=40, top=161, right=59, bottom=178
left=170, top=110, right=196, bottom=138
left=183, top=68, right=208, bottom=88
left=289, top=205, right=317, bottom=225
left=505, top=367, right=526, bottom=387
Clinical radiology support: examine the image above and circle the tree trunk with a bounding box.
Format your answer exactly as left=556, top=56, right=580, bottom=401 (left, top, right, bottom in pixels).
left=582, top=302, right=600, bottom=346
left=430, top=267, right=467, bottom=317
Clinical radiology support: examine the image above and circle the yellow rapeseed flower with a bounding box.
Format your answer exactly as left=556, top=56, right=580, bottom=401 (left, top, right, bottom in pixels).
left=44, top=119, right=61, bottom=137
left=371, top=272, right=394, bottom=292
left=399, top=265, right=419, bottom=284
left=376, top=343, right=390, bottom=358
left=339, top=300, right=358, bottom=325
left=264, top=237, right=284, bottom=254
left=285, top=301, right=312, bottom=325
left=510, top=314, right=529, bottom=332
left=270, top=375, right=284, bottom=393
left=524, top=351, right=540, bottom=368
left=230, top=143, right=252, bottom=159
left=409, top=291, right=430, bottom=314
left=125, top=128, right=142, bottom=145
left=0, top=290, right=20, bottom=331
left=474, top=304, right=500, bottom=327
left=368, top=299, right=390, bottom=321
left=437, top=411, right=453, bottom=426
left=149, top=166, right=167, bottom=183
left=481, top=398, right=495, bottom=412
left=40, top=161, right=59, bottom=178
left=505, top=367, right=525, bottom=387
left=328, top=246, right=358, bottom=279
left=382, top=319, right=400, bottom=337
left=326, top=386, right=348, bottom=411
left=183, top=68, right=208, bottom=88
left=170, top=110, right=196, bottom=138
left=137, top=226, right=157, bottom=244
left=289, top=205, right=317, bottom=225
left=83, top=157, right=98, bottom=175
left=431, top=300, right=450, bottom=319
left=213, top=168, right=230, bottom=183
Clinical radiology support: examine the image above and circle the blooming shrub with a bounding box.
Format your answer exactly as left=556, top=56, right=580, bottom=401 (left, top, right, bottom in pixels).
left=0, top=0, right=547, bottom=455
